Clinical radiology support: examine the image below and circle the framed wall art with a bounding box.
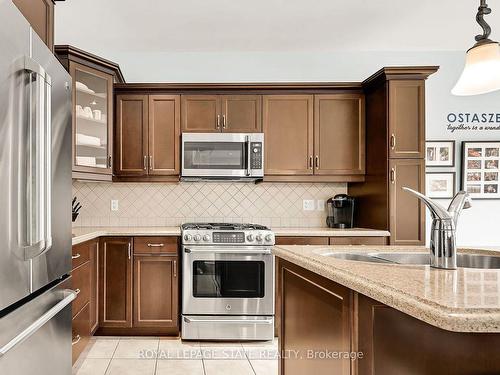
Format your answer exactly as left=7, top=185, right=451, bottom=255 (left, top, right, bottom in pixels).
left=426, top=172, right=456, bottom=199
left=425, top=140, right=455, bottom=167
left=461, top=141, right=500, bottom=199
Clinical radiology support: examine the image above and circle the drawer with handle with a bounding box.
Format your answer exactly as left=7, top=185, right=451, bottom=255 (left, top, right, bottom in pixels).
left=71, top=261, right=90, bottom=318
left=72, top=302, right=90, bottom=364
left=72, top=241, right=90, bottom=269
left=134, top=236, right=178, bottom=254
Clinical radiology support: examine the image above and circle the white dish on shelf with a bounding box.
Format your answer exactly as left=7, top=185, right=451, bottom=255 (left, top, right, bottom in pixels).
left=76, top=114, right=106, bottom=124
left=75, top=81, right=95, bottom=94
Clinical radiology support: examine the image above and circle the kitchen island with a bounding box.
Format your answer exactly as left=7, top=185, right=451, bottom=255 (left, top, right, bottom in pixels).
left=274, top=245, right=500, bottom=375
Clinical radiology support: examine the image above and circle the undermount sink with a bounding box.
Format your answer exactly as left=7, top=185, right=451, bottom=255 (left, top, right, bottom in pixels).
left=322, top=251, right=500, bottom=269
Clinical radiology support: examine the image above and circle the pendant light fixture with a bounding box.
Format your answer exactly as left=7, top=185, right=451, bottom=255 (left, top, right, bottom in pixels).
left=452, top=0, right=500, bottom=96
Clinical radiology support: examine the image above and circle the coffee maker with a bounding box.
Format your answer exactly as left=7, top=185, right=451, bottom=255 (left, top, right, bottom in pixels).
left=326, top=194, right=355, bottom=229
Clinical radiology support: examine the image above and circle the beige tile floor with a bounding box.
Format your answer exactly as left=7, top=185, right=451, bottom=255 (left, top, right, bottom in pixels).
left=73, top=337, right=278, bottom=375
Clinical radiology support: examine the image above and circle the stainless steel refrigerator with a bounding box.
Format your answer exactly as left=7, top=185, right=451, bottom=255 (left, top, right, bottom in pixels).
left=0, top=1, right=75, bottom=374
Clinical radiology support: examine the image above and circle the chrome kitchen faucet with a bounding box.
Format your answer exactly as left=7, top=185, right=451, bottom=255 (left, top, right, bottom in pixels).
left=403, top=187, right=472, bottom=270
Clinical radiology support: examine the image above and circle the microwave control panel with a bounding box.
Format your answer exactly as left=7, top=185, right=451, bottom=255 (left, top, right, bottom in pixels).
left=250, top=142, right=263, bottom=169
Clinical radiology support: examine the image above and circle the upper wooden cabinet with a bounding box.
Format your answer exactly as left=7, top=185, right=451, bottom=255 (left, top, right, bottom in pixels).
left=115, top=95, right=148, bottom=176
left=114, top=94, right=180, bottom=180
left=388, top=80, right=425, bottom=158
left=263, top=95, right=314, bottom=176
left=55, top=46, right=125, bottom=181
left=182, top=95, right=262, bottom=133
left=389, top=158, right=425, bottom=245
left=263, top=94, right=365, bottom=181
left=221, top=95, right=262, bottom=132
left=13, top=0, right=54, bottom=50
left=314, top=94, right=365, bottom=175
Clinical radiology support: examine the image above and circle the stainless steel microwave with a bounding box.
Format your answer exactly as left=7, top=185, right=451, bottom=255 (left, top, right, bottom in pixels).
left=181, top=133, right=264, bottom=180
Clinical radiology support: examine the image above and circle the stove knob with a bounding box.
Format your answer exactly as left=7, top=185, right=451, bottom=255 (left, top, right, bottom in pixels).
left=256, top=234, right=263, bottom=242
left=246, top=234, right=254, bottom=242
left=184, top=234, right=192, bottom=241
left=265, top=234, right=273, bottom=242
left=203, top=234, right=210, bottom=242
left=194, top=234, right=202, bottom=242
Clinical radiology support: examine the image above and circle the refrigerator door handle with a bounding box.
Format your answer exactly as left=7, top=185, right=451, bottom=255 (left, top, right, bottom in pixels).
left=0, top=289, right=76, bottom=357
left=22, top=57, right=52, bottom=260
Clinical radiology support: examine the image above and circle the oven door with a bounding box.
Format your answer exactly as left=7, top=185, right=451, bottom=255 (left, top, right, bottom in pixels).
left=182, top=246, right=274, bottom=315
left=181, top=133, right=264, bottom=178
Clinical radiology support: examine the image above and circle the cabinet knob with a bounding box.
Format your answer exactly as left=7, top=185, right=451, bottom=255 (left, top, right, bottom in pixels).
left=72, top=335, right=81, bottom=346
left=222, top=114, right=227, bottom=129
left=309, top=156, right=313, bottom=169
left=390, top=167, right=396, bottom=184
left=216, top=115, right=221, bottom=130
left=143, top=155, right=147, bottom=170
left=315, top=156, right=320, bottom=169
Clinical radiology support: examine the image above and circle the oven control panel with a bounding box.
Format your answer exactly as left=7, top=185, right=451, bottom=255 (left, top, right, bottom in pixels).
left=213, top=232, right=245, bottom=243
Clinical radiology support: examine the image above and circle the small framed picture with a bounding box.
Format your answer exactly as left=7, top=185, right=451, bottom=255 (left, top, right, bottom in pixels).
left=426, top=172, right=456, bottom=199
left=425, top=141, right=455, bottom=167
left=462, top=141, right=500, bottom=199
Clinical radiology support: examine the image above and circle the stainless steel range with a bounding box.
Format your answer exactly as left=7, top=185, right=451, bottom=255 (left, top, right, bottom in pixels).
left=181, top=223, right=275, bottom=341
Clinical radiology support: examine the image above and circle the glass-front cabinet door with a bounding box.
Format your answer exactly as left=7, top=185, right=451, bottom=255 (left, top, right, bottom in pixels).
left=70, top=62, right=113, bottom=178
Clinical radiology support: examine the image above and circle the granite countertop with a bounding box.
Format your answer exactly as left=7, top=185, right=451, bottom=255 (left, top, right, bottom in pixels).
left=273, top=244, right=500, bottom=333
left=72, top=226, right=390, bottom=245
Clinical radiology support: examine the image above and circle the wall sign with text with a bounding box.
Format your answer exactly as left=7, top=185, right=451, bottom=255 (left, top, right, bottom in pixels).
left=447, top=113, right=500, bottom=133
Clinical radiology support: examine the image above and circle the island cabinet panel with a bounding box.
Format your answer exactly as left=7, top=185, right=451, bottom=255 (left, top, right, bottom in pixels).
left=99, top=237, right=133, bottom=328
left=221, top=95, right=262, bottom=132
left=148, top=95, right=181, bottom=175
left=115, top=95, right=149, bottom=176
left=279, top=260, right=352, bottom=375
left=263, top=95, right=314, bottom=175
left=357, top=294, right=500, bottom=375
left=388, top=80, right=425, bottom=159
left=388, top=159, right=425, bottom=245
left=274, top=236, right=329, bottom=336
left=133, top=255, right=178, bottom=328
left=181, top=95, right=220, bottom=132
left=314, top=94, right=365, bottom=176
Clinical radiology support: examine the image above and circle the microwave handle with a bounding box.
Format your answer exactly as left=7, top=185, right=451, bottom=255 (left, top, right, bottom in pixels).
left=245, top=136, right=251, bottom=177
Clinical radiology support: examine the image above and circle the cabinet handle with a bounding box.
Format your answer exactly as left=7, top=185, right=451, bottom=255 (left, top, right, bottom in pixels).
left=390, top=167, right=396, bottom=184
left=390, top=134, right=396, bottom=150
left=107, top=155, right=112, bottom=168
left=308, top=156, right=313, bottom=169
left=72, top=253, right=81, bottom=260
left=315, top=156, right=320, bottom=169
left=216, top=115, right=221, bottom=130
left=128, top=243, right=131, bottom=260
left=74, top=288, right=81, bottom=295
left=147, top=243, right=164, bottom=247
left=173, top=260, right=177, bottom=278
left=72, top=335, right=81, bottom=346
left=222, top=114, right=227, bottom=129
left=143, top=155, right=147, bottom=170
left=149, top=155, right=153, bottom=171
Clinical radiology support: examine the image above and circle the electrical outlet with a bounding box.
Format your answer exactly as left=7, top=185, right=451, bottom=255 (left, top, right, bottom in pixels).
left=303, top=199, right=315, bottom=211
left=317, top=199, right=325, bottom=211
left=111, top=199, right=119, bottom=211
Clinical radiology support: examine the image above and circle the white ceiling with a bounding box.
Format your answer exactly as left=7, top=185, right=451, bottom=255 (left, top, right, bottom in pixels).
left=55, top=0, right=500, bottom=54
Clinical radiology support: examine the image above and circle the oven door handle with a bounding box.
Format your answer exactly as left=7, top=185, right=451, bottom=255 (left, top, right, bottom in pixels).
left=184, top=248, right=272, bottom=255
left=183, top=317, right=273, bottom=325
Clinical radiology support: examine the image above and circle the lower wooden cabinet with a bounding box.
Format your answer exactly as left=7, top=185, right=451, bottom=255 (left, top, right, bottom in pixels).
left=97, top=236, right=180, bottom=335
left=71, top=238, right=98, bottom=364
left=99, top=237, right=133, bottom=328
left=133, top=255, right=178, bottom=328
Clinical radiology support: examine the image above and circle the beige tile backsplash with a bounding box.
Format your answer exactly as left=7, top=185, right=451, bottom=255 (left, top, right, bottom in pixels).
left=72, top=181, right=346, bottom=228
